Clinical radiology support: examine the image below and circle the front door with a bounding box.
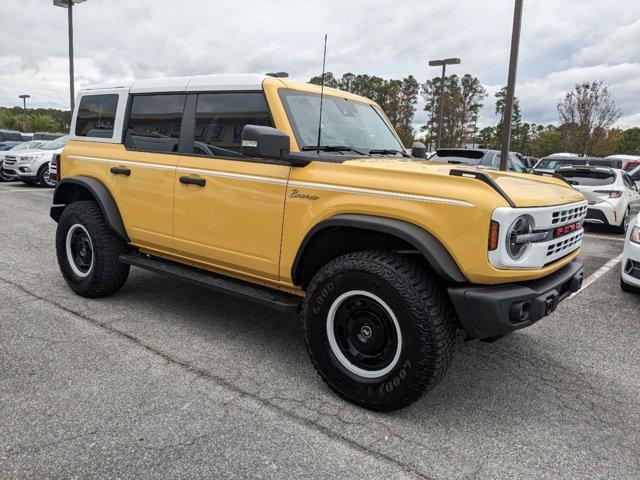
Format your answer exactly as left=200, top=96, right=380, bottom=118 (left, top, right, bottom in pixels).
left=172, top=91, right=289, bottom=280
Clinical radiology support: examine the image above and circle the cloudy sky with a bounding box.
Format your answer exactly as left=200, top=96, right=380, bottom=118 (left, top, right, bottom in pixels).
left=1, top=0, right=639, bottom=130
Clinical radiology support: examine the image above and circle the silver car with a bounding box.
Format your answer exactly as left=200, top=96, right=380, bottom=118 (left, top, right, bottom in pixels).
left=1, top=135, right=68, bottom=187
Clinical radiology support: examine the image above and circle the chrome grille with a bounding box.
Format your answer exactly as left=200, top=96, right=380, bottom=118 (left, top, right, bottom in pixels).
left=4, top=155, right=16, bottom=165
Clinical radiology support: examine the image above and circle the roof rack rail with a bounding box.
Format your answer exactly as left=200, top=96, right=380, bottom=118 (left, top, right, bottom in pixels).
left=449, top=169, right=516, bottom=208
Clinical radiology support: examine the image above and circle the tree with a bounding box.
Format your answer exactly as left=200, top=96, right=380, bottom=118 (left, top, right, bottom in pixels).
left=557, top=80, right=621, bottom=156
left=616, top=128, right=640, bottom=155
left=531, top=128, right=564, bottom=158
left=420, top=74, right=486, bottom=148
left=27, top=114, right=58, bottom=132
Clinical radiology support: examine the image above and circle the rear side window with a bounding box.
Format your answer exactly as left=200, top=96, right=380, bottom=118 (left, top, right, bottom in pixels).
left=126, top=94, right=186, bottom=153
left=561, top=170, right=616, bottom=186
left=537, top=158, right=588, bottom=169
left=75, top=94, right=119, bottom=138
left=192, top=92, right=272, bottom=157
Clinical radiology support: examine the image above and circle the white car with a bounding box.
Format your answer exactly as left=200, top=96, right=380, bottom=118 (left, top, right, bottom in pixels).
left=556, top=165, right=640, bottom=233
left=1, top=135, right=68, bottom=187
left=630, top=165, right=640, bottom=189
left=621, top=215, right=640, bottom=293
left=0, top=140, right=48, bottom=181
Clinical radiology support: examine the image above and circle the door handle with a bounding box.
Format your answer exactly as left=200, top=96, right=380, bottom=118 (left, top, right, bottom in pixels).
left=179, top=176, right=206, bottom=187
left=110, top=166, right=131, bottom=176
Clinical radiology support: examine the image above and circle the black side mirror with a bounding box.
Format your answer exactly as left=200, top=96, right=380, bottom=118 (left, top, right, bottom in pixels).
left=411, top=141, right=427, bottom=159
left=241, top=125, right=290, bottom=161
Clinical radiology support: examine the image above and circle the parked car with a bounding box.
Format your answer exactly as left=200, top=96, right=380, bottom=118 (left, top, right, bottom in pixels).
left=2, top=135, right=68, bottom=187
left=532, top=156, right=623, bottom=175
left=51, top=74, right=587, bottom=411
left=630, top=165, right=640, bottom=188
left=0, top=141, right=22, bottom=151
left=621, top=214, right=640, bottom=293
left=429, top=148, right=529, bottom=173
left=556, top=165, right=640, bottom=232
left=0, top=129, right=24, bottom=142
left=0, top=139, right=48, bottom=181
left=606, top=154, right=640, bottom=172
left=32, top=132, right=66, bottom=141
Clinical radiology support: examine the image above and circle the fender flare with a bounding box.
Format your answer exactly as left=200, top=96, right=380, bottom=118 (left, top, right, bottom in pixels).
left=50, top=176, right=129, bottom=242
left=291, top=214, right=467, bottom=285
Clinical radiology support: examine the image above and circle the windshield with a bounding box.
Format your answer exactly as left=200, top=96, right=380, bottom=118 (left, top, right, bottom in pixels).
left=536, top=158, right=588, bottom=170
left=40, top=135, right=69, bottom=150
left=560, top=170, right=616, bottom=186
left=12, top=140, right=45, bottom=151
left=279, top=90, right=404, bottom=152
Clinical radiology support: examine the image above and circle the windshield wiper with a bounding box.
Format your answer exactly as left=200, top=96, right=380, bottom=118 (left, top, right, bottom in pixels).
left=301, top=145, right=366, bottom=155
left=368, top=148, right=411, bottom=158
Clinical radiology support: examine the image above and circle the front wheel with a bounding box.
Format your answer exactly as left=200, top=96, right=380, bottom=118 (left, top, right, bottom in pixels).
left=302, top=251, right=456, bottom=411
left=56, top=200, right=130, bottom=297
left=37, top=163, right=56, bottom=188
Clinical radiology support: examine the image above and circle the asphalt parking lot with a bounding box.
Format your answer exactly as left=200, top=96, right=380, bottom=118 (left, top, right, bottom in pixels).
left=1, top=181, right=638, bottom=479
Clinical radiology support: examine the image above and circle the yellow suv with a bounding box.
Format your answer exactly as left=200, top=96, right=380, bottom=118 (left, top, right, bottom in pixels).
left=51, top=74, right=587, bottom=410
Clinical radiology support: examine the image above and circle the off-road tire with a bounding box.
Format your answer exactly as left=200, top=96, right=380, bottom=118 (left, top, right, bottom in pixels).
left=56, top=200, right=130, bottom=297
left=37, top=163, right=55, bottom=188
left=302, top=250, right=457, bottom=411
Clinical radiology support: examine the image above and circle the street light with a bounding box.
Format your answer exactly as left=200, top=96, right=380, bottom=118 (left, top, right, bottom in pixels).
left=18, top=94, right=30, bottom=132
left=499, top=0, right=524, bottom=171
left=429, top=57, right=460, bottom=149
left=53, top=0, right=86, bottom=113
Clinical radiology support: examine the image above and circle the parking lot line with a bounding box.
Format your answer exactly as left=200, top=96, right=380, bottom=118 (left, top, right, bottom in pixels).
left=0, top=189, right=52, bottom=193
left=584, top=233, right=625, bottom=242
left=574, top=253, right=624, bottom=296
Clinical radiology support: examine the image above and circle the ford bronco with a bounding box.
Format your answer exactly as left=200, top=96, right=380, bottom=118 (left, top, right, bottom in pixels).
left=51, top=74, right=586, bottom=411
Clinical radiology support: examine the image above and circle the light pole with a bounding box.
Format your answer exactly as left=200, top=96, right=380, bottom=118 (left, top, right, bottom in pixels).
left=499, top=0, right=524, bottom=171
left=53, top=0, right=86, bottom=113
left=18, top=94, right=30, bottom=132
left=429, top=57, right=460, bottom=148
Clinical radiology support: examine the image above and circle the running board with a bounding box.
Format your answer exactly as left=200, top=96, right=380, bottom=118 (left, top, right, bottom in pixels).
left=119, top=252, right=301, bottom=314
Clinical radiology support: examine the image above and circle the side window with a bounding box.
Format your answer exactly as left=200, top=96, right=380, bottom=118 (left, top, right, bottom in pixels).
left=481, top=153, right=499, bottom=169
left=510, top=154, right=528, bottom=173
left=75, top=94, right=119, bottom=138
left=125, top=94, right=186, bottom=153
left=192, top=92, right=273, bottom=158
left=624, top=174, right=638, bottom=191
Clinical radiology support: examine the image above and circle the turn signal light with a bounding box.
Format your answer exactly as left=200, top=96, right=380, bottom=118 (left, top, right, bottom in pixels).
left=488, top=221, right=500, bottom=251
left=631, top=226, right=640, bottom=244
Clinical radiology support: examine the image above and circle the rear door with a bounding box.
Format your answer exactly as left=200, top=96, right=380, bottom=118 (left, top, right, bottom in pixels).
left=172, top=90, right=290, bottom=280
left=623, top=173, right=640, bottom=215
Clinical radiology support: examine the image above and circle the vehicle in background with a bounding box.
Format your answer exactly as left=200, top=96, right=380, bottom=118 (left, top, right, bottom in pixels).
left=621, top=214, right=640, bottom=293
left=0, top=129, right=24, bottom=142
left=428, top=148, right=529, bottom=173
left=1, top=135, right=68, bottom=187
left=32, top=132, right=66, bottom=141
left=20, top=132, right=34, bottom=141
left=532, top=156, right=624, bottom=175
left=556, top=165, right=640, bottom=233
left=629, top=165, right=640, bottom=189
left=0, top=141, right=22, bottom=151
left=548, top=152, right=580, bottom=158
left=606, top=154, right=640, bottom=172
left=0, top=139, right=48, bottom=182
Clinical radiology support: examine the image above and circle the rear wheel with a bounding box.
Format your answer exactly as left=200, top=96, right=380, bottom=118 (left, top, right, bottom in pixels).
left=302, top=250, right=456, bottom=411
left=56, top=201, right=130, bottom=297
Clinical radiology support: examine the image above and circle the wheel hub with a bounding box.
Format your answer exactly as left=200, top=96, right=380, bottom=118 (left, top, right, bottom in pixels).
left=66, top=224, right=94, bottom=278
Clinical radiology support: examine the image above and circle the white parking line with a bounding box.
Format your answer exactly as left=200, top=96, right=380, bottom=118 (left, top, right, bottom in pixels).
left=0, top=189, right=52, bottom=193
left=584, top=233, right=625, bottom=242
left=573, top=253, right=624, bottom=296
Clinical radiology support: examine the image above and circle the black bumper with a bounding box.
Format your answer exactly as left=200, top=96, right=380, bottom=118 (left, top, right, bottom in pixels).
left=447, top=260, right=584, bottom=340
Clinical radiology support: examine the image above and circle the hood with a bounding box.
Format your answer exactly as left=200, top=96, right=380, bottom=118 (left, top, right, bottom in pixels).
left=342, top=158, right=585, bottom=208
left=5, top=148, right=49, bottom=158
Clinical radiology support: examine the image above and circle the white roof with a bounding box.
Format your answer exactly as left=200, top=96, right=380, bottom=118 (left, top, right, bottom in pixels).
left=82, top=74, right=269, bottom=94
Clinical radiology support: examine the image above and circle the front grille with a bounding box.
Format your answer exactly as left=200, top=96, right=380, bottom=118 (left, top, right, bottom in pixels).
left=546, top=231, right=583, bottom=257
left=4, top=155, right=16, bottom=165
left=551, top=204, right=588, bottom=224
left=585, top=208, right=608, bottom=224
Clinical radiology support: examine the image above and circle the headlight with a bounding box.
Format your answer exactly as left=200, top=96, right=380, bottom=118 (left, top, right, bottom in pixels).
left=506, top=215, right=533, bottom=259
left=18, top=154, right=42, bottom=161
left=631, top=226, right=640, bottom=244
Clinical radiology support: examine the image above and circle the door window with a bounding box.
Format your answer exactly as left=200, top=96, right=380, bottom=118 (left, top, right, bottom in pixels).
left=125, top=94, right=186, bottom=153
left=192, top=92, right=273, bottom=158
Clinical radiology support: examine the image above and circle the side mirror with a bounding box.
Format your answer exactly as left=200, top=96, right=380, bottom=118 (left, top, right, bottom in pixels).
left=411, top=141, right=427, bottom=159
left=241, top=125, right=290, bottom=161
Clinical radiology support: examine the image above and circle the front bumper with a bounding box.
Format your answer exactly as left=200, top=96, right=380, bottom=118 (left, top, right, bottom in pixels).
left=622, top=236, right=640, bottom=288
left=448, top=259, right=584, bottom=339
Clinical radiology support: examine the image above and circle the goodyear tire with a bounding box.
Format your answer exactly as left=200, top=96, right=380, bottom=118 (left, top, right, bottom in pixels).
left=56, top=200, right=130, bottom=297
left=302, top=250, right=456, bottom=411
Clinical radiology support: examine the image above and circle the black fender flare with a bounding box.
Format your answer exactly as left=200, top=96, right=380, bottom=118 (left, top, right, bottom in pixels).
left=50, top=176, right=129, bottom=242
left=291, top=214, right=467, bottom=285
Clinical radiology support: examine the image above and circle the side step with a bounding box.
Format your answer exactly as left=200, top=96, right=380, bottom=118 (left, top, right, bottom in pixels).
left=119, top=252, right=301, bottom=314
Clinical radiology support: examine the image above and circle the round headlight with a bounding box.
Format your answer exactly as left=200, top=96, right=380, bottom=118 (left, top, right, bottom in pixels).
left=506, top=215, right=533, bottom=259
